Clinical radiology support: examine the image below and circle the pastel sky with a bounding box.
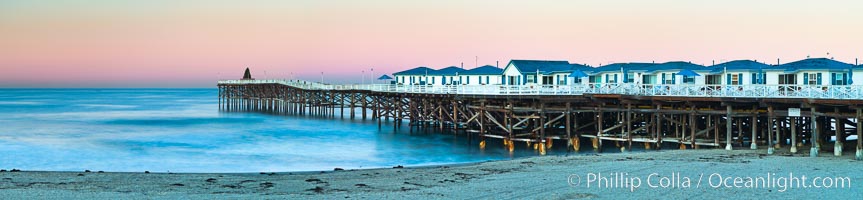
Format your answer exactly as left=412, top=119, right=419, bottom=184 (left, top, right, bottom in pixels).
left=1, top=0, right=861, bottom=87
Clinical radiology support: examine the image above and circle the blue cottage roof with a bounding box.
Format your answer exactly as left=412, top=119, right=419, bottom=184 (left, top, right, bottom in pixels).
left=587, top=62, right=704, bottom=74
left=558, top=63, right=592, bottom=75
left=508, top=60, right=573, bottom=74
left=654, top=61, right=706, bottom=71
left=430, top=66, right=466, bottom=76
left=461, top=65, right=503, bottom=75
left=608, top=63, right=659, bottom=72
left=708, top=60, right=773, bottom=73
left=393, top=66, right=435, bottom=76
left=779, top=58, right=854, bottom=73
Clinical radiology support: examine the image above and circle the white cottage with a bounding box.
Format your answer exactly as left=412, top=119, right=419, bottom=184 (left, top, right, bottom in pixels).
left=459, top=65, right=503, bottom=85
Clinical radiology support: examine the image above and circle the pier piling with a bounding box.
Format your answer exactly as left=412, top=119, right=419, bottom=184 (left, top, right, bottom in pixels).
left=217, top=79, right=863, bottom=159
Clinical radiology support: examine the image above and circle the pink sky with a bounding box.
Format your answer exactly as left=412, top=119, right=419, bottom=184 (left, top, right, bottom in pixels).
left=1, top=0, right=862, bottom=87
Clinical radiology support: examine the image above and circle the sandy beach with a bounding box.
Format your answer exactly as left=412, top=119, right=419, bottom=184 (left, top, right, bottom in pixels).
left=2, top=148, right=861, bottom=199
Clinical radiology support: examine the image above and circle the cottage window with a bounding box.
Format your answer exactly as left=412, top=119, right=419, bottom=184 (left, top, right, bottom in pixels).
left=539, top=76, right=551, bottom=85
left=642, top=75, right=655, bottom=84
left=778, top=74, right=797, bottom=85
left=682, top=76, right=695, bottom=84
left=751, top=73, right=766, bottom=84
left=731, top=74, right=740, bottom=85
left=662, top=73, right=676, bottom=84
left=605, top=74, right=618, bottom=83
left=589, top=75, right=601, bottom=83
left=803, top=73, right=820, bottom=85
left=706, top=75, right=722, bottom=85
left=832, top=73, right=847, bottom=85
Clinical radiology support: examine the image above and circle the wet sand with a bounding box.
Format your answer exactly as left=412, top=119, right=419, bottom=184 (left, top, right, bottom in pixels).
left=1, top=148, right=861, bottom=199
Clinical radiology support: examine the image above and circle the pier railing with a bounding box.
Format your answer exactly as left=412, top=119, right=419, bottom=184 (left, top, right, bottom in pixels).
left=218, top=80, right=863, bottom=100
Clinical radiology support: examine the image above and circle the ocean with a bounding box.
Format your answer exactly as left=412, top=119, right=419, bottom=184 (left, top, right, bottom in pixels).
left=0, top=89, right=555, bottom=173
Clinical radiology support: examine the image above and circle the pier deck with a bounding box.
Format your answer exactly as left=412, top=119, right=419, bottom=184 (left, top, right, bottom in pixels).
left=218, top=79, right=863, bottom=159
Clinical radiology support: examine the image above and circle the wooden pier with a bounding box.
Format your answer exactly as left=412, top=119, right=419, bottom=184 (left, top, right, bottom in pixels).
left=218, top=79, right=863, bottom=159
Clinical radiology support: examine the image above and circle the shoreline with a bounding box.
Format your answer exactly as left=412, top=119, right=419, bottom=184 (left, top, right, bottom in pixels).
left=0, top=159, right=495, bottom=175
left=2, top=148, right=861, bottom=199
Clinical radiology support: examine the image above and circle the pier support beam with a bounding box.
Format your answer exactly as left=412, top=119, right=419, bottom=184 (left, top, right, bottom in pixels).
left=857, top=108, right=862, bottom=160
left=767, top=106, right=775, bottom=155
left=565, top=102, right=571, bottom=149
left=596, top=108, right=603, bottom=153
left=835, top=108, right=844, bottom=156
left=751, top=114, right=758, bottom=150
left=790, top=117, right=798, bottom=153
left=811, top=107, right=819, bottom=157
left=690, top=106, right=696, bottom=149
left=656, top=104, right=663, bottom=149
left=625, top=104, right=632, bottom=152
left=726, top=105, right=733, bottom=150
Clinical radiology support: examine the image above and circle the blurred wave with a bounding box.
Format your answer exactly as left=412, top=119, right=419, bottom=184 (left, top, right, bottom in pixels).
left=0, top=89, right=533, bottom=172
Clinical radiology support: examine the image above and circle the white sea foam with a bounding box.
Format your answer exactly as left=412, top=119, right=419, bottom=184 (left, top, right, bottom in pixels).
left=0, top=101, right=43, bottom=105
left=77, top=104, right=138, bottom=109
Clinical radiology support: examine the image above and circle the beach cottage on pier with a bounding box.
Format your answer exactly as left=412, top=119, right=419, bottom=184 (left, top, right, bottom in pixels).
left=777, top=58, right=855, bottom=86
left=502, top=60, right=575, bottom=85
left=392, top=66, right=470, bottom=85
left=586, top=62, right=710, bottom=85
left=433, top=66, right=466, bottom=85
left=706, top=60, right=773, bottom=86
left=652, top=62, right=709, bottom=85
left=393, top=66, right=435, bottom=85
left=458, top=65, right=503, bottom=85
left=587, top=63, right=661, bottom=85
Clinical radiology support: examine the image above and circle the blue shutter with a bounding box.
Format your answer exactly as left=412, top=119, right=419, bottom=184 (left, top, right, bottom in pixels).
left=843, top=73, right=848, bottom=85
left=817, top=73, right=822, bottom=85
left=486, top=76, right=490, bottom=84
left=751, top=73, right=756, bottom=84
left=803, top=73, right=809, bottom=85
left=831, top=73, right=837, bottom=85
left=623, top=73, right=628, bottom=83
left=726, top=74, right=731, bottom=85
left=671, top=73, right=676, bottom=84
left=614, top=74, right=618, bottom=83
left=762, top=73, right=767, bottom=84
left=605, top=74, right=609, bottom=83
